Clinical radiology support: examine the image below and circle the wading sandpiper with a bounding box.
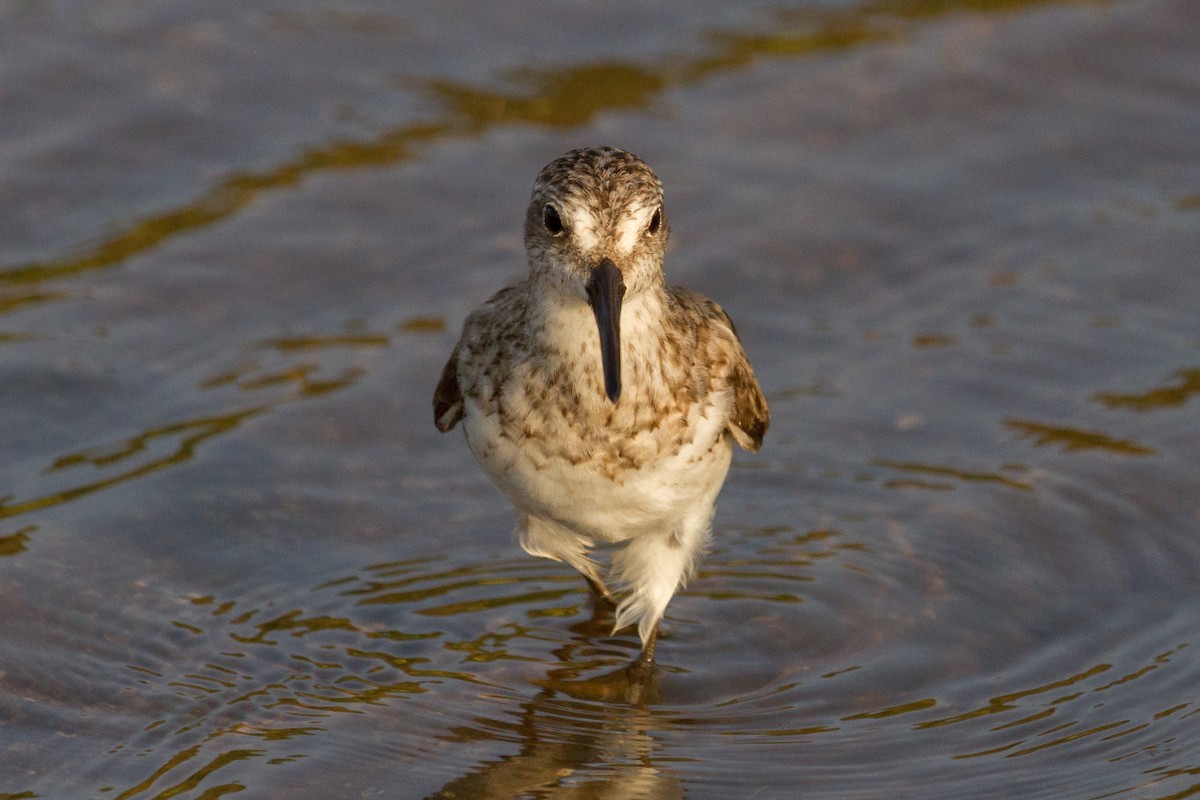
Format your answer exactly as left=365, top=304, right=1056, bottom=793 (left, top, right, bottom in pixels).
left=434, top=146, right=769, bottom=669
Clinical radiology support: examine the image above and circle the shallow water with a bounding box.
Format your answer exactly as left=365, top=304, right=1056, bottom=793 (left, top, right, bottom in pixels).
left=2, top=0, right=1199, bottom=797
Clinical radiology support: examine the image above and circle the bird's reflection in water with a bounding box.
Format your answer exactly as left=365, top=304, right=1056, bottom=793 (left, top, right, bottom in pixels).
left=426, top=602, right=681, bottom=799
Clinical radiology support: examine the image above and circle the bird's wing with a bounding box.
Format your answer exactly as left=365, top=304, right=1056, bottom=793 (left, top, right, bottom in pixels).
left=433, top=284, right=525, bottom=433
left=671, top=288, right=770, bottom=452
left=433, top=348, right=463, bottom=432
left=725, top=338, right=770, bottom=452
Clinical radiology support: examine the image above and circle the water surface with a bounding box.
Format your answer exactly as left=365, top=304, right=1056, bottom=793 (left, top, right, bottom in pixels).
left=2, top=1, right=1199, bottom=798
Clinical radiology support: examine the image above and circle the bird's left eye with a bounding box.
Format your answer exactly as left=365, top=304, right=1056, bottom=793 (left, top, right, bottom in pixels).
left=646, top=207, right=662, bottom=236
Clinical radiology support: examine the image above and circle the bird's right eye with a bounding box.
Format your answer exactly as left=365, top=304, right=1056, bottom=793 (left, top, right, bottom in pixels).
left=543, top=204, right=565, bottom=235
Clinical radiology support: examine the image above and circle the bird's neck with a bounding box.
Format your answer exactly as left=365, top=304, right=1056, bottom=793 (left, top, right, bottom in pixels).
left=532, top=282, right=668, bottom=348
left=529, top=284, right=672, bottom=404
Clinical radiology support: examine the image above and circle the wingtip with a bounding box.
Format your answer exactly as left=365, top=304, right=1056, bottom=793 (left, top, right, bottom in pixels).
left=731, top=425, right=764, bottom=452
left=433, top=352, right=464, bottom=432
left=434, top=401, right=463, bottom=433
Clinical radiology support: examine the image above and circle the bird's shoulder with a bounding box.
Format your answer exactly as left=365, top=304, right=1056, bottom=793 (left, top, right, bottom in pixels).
left=664, top=286, right=770, bottom=452
left=433, top=282, right=528, bottom=433
left=664, top=286, right=739, bottom=339
left=460, top=283, right=529, bottom=341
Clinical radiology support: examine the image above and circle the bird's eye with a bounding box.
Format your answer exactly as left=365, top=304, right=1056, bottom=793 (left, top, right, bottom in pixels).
left=646, top=207, right=662, bottom=236
left=543, top=205, right=565, bottom=235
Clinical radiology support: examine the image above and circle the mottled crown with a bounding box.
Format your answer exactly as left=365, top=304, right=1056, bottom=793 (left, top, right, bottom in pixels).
left=529, top=146, right=664, bottom=231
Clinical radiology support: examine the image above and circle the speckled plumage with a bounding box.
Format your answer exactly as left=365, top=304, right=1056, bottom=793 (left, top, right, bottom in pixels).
left=434, top=147, right=768, bottom=666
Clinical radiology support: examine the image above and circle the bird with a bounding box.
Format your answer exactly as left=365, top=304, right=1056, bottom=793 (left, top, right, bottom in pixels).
left=433, top=146, right=768, bottom=670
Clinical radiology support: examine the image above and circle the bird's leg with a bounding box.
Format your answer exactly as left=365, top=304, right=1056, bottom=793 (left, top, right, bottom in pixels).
left=636, top=625, right=658, bottom=667
left=624, top=625, right=659, bottom=693
left=584, top=574, right=617, bottom=609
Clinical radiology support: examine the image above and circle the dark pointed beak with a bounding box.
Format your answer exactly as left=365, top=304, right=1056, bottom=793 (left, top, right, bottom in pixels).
left=585, top=258, right=625, bottom=403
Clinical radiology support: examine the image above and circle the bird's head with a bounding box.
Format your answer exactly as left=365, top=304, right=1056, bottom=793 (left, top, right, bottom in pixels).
left=523, top=146, right=670, bottom=403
